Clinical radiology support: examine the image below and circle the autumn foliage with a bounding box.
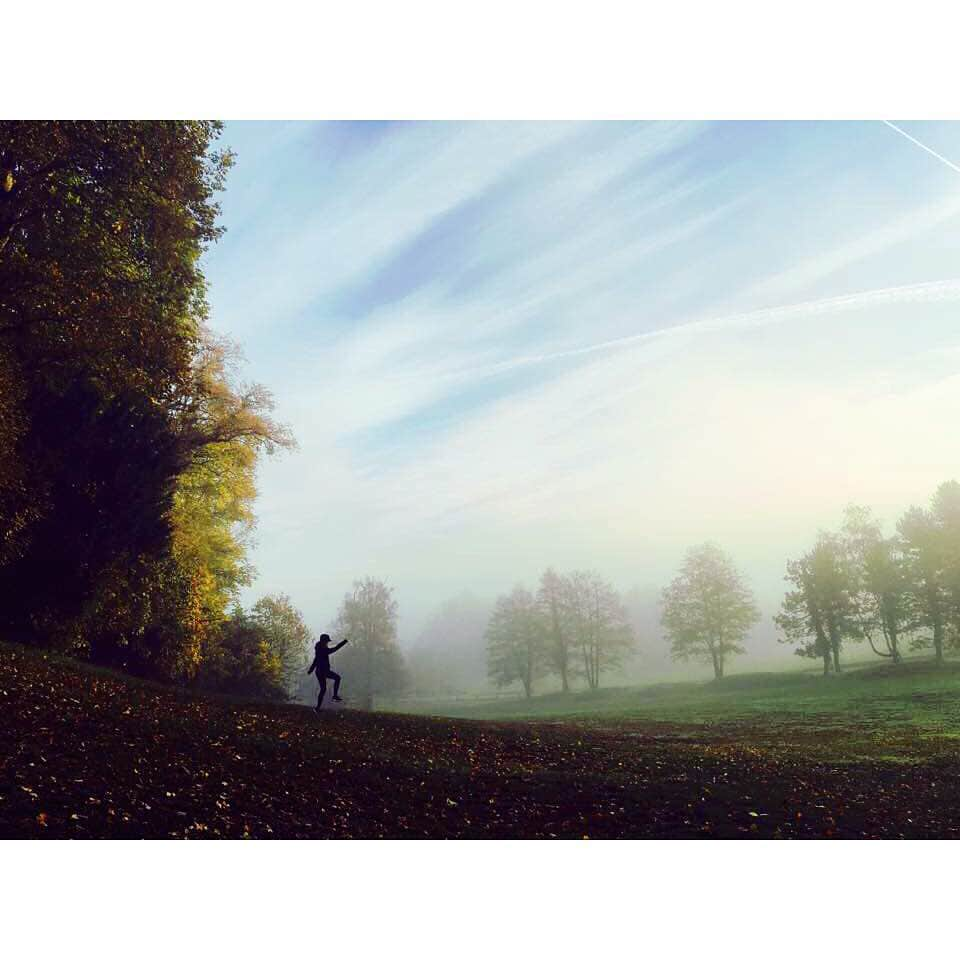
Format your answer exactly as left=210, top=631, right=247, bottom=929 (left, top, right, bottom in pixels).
left=0, top=121, right=296, bottom=692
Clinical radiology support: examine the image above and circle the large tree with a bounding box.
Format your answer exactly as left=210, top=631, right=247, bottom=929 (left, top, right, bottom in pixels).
left=841, top=505, right=910, bottom=663
left=486, top=586, right=546, bottom=698
left=662, top=543, right=759, bottom=680
left=899, top=498, right=952, bottom=664
left=157, top=334, right=292, bottom=678
left=334, top=577, right=405, bottom=709
left=562, top=571, right=633, bottom=690
left=537, top=568, right=573, bottom=693
left=0, top=122, right=291, bottom=679
left=776, top=534, right=857, bottom=674
left=776, top=553, right=831, bottom=674
left=931, top=480, right=960, bottom=656
left=0, top=122, right=224, bottom=652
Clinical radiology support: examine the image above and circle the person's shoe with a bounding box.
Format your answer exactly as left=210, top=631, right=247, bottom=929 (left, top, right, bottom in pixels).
left=315, top=704, right=323, bottom=713
left=332, top=696, right=343, bottom=702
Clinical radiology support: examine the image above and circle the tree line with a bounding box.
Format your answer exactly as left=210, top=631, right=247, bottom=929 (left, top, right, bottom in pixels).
left=486, top=570, right=634, bottom=697
left=481, top=547, right=760, bottom=694
left=0, top=121, right=307, bottom=698
left=775, top=481, right=960, bottom=673
left=659, top=481, right=960, bottom=682
left=484, top=480, right=960, bottom=697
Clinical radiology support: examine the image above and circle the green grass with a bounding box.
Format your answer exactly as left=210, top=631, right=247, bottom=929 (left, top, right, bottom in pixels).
left=384, top=657, right=960, bottom=761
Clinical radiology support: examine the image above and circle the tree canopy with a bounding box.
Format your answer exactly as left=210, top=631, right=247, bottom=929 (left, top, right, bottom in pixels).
left=662, top=543, right=759, bottom=680
left=0, top=121, right=295, bottom=695
left=777, top=483, right=960, bottom=672
left=486, top=570, right=633, bottom=696
left=334, top=577, right=406, bottom=708
left=486, top=586, right=547, bottom=698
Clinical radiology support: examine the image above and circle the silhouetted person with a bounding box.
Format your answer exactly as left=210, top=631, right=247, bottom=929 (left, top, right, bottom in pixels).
left=308, top=634, right=348, bottom=711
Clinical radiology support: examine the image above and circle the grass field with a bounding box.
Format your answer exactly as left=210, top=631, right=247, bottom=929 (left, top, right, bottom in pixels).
left=385, top=657, right=960, bottom=762
left=5, top=641, right=960, bottom=838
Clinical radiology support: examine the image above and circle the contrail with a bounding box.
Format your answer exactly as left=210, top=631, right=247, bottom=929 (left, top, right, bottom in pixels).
left=451, top=278, right=960, bottom=380
left=882, top=120, right=960, bottom=176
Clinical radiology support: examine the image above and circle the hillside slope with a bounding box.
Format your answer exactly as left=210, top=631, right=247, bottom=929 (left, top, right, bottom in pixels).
left=3, top=643, right=960, bottom=839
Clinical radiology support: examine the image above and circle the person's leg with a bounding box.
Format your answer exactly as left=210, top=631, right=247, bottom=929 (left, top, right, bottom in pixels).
left=316, top=675, right=327, bottom=710
left=329, top=671, right=342, bottom=700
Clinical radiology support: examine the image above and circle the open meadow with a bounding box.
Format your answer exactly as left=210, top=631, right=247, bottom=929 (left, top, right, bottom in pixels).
left=386, top=657, right=960, bottom=763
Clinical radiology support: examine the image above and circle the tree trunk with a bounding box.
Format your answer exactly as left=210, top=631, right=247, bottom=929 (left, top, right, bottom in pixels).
left=551, top=604, right=568, bottom=692
left=586, top=642, right=596, bottom=690
left=890, top=624, right=901, bottom=664
left=826, top=619, right=841, bottom=674
left=823, top=651, right=831, bottom=676
left=363, top=628, right=374, bottom=710
left=709, top=645, right=720, bottom=681
left=933, top=617, right=944, bottom=664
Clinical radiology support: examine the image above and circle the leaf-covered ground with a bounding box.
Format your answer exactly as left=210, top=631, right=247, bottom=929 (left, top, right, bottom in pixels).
left=4, top=643, right=960, bottom=838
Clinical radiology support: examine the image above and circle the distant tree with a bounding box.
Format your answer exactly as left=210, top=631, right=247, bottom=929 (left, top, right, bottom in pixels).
left=562, top=571, right=633, bottom=690
left=776, top=553, right=830, bottom=674
left=537, top=568, right=574, bottom=693
left=932, top=480, right=960, bottom=654
left=662, top=543, right=759, bottom=680
left=841, top=505, right=910, bottom=663
left=334, top=577, right=404, bottom=709
left=899, top=492, right=954, bottom=664
left=486, top=586, right=547, bottom=698
left=776, top=534, right=857, bottom=674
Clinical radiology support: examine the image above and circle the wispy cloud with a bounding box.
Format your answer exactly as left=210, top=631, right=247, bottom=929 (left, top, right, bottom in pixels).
left=445, top=278, right=960, bottom=382
left=740, top=191, right=960, bottom=306
left=207, top=121, right=960, bottom=635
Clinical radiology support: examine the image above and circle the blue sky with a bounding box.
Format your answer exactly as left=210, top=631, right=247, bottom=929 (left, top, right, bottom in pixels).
left=203, top=121, right=960, bottom=645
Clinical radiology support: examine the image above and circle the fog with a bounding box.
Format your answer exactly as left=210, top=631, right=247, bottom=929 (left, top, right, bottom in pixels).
left=202, top=121, right=960, bottom=684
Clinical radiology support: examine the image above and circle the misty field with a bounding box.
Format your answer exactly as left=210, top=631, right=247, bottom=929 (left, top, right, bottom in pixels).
left=5, top=641, right=960, bottom=839
left=387, top=658, right=960, bottom=762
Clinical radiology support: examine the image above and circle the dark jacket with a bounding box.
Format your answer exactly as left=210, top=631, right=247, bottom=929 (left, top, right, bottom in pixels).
left=308, top=640, right=347, bottom=675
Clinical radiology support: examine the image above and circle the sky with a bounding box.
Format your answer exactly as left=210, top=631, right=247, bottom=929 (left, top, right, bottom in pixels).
left=203, top=120, right=960, bottom=650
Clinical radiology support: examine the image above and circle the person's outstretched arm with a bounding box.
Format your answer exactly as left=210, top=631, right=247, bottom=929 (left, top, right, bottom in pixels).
left=330, top=639, right=349, bottom=654
left=307, top=656, right=317, bottom=675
